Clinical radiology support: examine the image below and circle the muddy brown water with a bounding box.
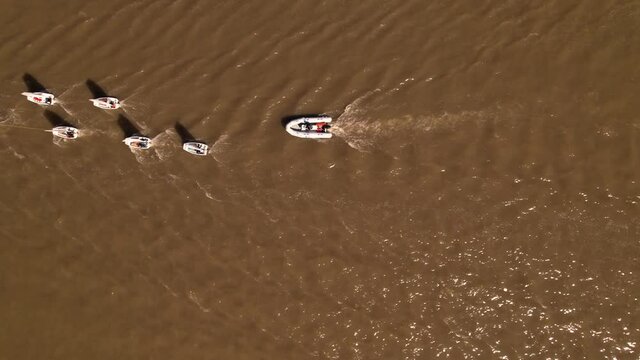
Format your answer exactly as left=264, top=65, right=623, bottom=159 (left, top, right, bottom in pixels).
left=0, top=0, right=639, bottom=358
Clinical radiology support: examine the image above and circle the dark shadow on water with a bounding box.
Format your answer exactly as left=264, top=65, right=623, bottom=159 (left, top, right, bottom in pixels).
left=280, top=114, right=326, bottom=128
left=175, top=122, right=198, bottom=144
left=44, top=110, right=73, bottom=127
left=117, top=115, right=140, bottom=138
left=23, top=73, right=48, bottom=93
left=86, top=79, right=109, bottom=98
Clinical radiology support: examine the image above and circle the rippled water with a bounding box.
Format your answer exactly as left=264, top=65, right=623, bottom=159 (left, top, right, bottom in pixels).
left=1, top=0, right=639, bottom=358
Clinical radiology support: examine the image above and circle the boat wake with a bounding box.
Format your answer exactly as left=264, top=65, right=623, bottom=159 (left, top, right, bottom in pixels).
left=118, top=96, right=151, bottom=118
left=131, top=147, right=161, bottom=164
left=0, top=107, right=25, bottom=126
left=329, top=90, right=381, bottom=152
left=334, top=108, right=492, bottom=152
left=147, top=130, right=178, bottom=161
left=53, top=81, right=85, bottom=114
left=329, top=79, right=426, bottom=151
left=331, top=84, right=494, bottom=152
left=209, top=134, right=230, bottom=163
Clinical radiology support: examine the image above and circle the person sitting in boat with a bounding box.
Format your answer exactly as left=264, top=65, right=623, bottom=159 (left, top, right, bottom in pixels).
left=316, top=122, right=327, bottom=132
left=300, top=123, right=309, bottom=131
left=66, top=130, right=75, bottom=138
left=45, top=97, right=52, bottom=104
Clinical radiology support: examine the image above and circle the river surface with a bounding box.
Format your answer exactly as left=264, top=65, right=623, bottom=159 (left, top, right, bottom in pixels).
left=0, top=0, right=639, bottom=358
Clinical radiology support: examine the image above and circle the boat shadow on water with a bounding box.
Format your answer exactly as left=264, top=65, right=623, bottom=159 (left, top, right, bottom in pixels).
left=175, top=122, right=201, bottom=144
left=117, top=115, right=142, bottom=138
left=23, top=73, right=48, bottom=93
left=43, top=110, right=73, bottom=127
left=86, top=79, right=109, bottom=98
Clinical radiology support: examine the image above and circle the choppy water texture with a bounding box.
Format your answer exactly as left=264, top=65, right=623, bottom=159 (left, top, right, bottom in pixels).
left=1, top=0, right=639, bottom=359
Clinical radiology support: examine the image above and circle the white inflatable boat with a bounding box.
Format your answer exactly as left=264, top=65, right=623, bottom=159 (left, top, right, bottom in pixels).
left=48, top=126, right=78, bottom=139
left=183, top=142, right=208, bottom=156
left=22, top=92, right=55, bottom=105
left=123, top=135, right=151, bottom=149
left=285, top=116, right=332, bottom=139
left=90, top=97, right=120, bottom=109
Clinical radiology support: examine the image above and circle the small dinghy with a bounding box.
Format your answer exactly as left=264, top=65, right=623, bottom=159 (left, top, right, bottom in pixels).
left=123, top=135, right=151, bottom=149
left=182, top=141, right=208, bottom=156
left=21, top=92, right=55, bottom=106
left=48, top=126, right=78, bottom=139
left=285, top=116, right=332, bottom=139
left=90, top=97, right=120, bottom=109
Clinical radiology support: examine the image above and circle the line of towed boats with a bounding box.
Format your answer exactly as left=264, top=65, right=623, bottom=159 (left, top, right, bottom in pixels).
left=19, top=86, right=333, bottom=155
left=122, top=135, right=208, bottom=155
left=21, top=91, right=211, bottom=155
left=118, top=135, right=208, bottom=155
left=44, top=126, right=209, bottom=156
left=22, top=91, right=121, bottom=110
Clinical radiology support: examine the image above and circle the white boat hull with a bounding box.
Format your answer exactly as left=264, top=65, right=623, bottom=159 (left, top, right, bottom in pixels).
left=285, top=116, right=332, bottom=139
left=22, top=92, right=55, bottom=106
left=183, top=142, right=208, bottom=156
left=50, top=126, right=78, bottom=139
left=90, top=97, right=120, bottom=109
left=123, top=136, right=151, bottom=149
